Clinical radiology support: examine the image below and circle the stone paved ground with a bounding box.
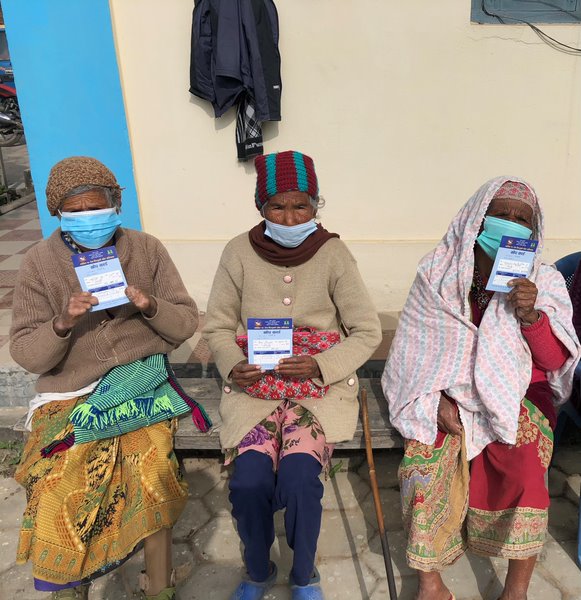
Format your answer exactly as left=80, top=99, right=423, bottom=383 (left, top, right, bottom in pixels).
left=1, top=449, right=581, bottom=600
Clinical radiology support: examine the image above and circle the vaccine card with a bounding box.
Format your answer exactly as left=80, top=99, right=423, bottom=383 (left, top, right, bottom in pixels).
left=247, top=318, right=293, bottom=370
left=485, top=236, right=538, bottom=293
left=72, top=246, right=130, bottom=311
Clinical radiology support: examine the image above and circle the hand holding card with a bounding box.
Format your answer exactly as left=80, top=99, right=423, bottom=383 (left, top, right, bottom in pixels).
left=53, top=291, right=99, bottom=336
left=125, top=285, right=157, bottom=317
left=507, top=277, right=540, bottom=325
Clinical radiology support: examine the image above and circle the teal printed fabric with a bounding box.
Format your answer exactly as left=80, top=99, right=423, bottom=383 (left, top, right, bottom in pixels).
left=69, top=354, right=191, bottom=443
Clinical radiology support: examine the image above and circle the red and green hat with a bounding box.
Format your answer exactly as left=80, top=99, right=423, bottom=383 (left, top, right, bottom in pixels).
left=254, top=150, right=319, bottom=210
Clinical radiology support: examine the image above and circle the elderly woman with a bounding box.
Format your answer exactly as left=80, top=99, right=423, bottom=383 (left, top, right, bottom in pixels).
left=10, top=157, right=208, bottom=600
left=204, top=150, right=381, bottom=600
left=382, top=177, right=580, bottom=600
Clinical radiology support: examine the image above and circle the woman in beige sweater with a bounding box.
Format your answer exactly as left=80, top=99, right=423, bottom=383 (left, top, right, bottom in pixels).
left=10, top=157, right=199, bottom=600
left=204, top=150, right=382, bottom=600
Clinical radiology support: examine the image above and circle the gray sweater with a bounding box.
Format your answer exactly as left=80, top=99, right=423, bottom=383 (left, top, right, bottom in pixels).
left=203, top=233, right=382, bottom=448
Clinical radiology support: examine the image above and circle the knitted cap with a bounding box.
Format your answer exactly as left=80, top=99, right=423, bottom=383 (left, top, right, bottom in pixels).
left=46, top=156, right=122, bottom=215
left=493, top=180, right=535, bottom=210
left=254, top=150, right=319, bottom=209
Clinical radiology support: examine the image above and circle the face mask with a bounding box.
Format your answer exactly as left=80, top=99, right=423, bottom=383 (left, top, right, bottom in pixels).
left=60, top=207, right=122, bottom=249
left=264, top=219, right=318, bottom=248
left=476, top=216, right=533, bottom=259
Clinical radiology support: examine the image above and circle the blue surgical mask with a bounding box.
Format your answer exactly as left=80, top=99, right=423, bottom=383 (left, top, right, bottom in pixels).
left=60, top=207, right=122, bottom=249
left=476, top=216, right=533, bottom=259
left=264, top=219, right=318, bottom=248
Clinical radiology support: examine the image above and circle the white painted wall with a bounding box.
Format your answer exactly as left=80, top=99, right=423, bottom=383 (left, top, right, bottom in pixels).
left=110, top=0, right=581, bottom=314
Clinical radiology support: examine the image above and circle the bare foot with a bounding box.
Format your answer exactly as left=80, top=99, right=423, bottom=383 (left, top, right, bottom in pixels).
left=415, top=569, right=452, bottom=600
left=414, top=582, right=452, bottom=600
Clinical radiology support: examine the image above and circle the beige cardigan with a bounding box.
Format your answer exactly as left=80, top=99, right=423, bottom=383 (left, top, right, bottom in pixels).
left=203, top=233, right=382, bottom=449
left=10, top=228, right=198, bottom=392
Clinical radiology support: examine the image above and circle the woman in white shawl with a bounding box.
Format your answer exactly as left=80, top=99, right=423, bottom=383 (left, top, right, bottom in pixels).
left=382, top=177, right=579, bottom=600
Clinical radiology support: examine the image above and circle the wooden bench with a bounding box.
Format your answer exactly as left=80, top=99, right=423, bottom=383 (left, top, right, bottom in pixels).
left=175, top=377, right=402, bottom=450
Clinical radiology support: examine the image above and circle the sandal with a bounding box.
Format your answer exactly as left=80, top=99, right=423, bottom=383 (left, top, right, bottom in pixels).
left=290, top=567, right=324, bottom=600
left=229, top=562, right=278, bottom=600
left=50, top=585, right=89, bottom=600
left=139, top=570, right=177, bottom=600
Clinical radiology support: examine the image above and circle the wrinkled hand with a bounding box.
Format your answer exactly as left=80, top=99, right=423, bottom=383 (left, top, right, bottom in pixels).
left=125, top=285, right=157, bottom=317
left=53, top=292, right=99, bottom=336
left=437, top=394, right=463, bottom=436
left=507, top=278, right=539, bottom=325
left=231, top=360, right=262, bottom=387
left=275, top=355, right=321, bottom=379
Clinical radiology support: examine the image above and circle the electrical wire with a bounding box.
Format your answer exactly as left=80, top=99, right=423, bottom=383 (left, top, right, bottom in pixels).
left=481, top=0, right=581, bottom=54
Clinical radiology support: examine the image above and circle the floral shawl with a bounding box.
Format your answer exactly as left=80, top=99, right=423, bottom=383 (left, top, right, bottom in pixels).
left=381, top=176, right=580, bottom=460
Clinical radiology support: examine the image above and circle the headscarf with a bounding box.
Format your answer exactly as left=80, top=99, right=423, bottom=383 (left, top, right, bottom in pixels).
left=492, top=180, right=536, bottom=209
left=46, top=156, right=122, bottom=215
left=381, top=176, right=580, bottom=460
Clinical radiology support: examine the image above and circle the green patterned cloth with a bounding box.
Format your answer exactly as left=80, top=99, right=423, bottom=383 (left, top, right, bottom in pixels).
left=69, top=354, right=192, bottom=443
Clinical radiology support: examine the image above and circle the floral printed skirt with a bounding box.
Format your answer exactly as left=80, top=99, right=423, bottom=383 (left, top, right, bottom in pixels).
left=399, top=398, right=553, bottom=571
left=224, top=400, right=334, bottom=471
left=14, top=398, right=188, bottom=588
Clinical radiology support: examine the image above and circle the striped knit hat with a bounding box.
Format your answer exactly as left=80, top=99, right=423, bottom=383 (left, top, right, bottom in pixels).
left=254, top=150, right=319, bottom=210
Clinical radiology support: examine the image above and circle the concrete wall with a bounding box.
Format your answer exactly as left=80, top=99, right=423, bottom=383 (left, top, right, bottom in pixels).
left=110, top=0, right=581, bottom=314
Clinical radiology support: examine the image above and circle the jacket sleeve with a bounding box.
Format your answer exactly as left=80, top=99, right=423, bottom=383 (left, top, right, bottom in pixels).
left=203, top=244, right=246, bottom=381
left=189, top=0, right=215, bottom=104
left=10, top=250, right=72, bottom=374
left=141, top=237, right=199, bottom=346
left=313, top=247, right=382, bottom=385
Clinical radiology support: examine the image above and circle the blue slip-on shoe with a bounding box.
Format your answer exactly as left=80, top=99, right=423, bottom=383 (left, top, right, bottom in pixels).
left=229, top=562, right=277, bottom=600
left=290, top=567, right=324, bottom=600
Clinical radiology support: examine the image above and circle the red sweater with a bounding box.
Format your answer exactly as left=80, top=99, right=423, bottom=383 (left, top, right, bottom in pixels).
left=471, top=297, right=569, bottom=429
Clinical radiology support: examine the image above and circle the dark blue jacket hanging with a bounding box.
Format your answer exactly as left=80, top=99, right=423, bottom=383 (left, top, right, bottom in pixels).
left=189, top=0, right=282, bottom=123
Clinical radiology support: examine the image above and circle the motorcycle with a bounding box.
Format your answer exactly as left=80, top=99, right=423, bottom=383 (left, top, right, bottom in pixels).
left=0, top=66, right=23, bottom=147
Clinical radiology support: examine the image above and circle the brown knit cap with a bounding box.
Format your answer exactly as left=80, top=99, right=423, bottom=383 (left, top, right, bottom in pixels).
left=45, top=156, right=122, bottom=215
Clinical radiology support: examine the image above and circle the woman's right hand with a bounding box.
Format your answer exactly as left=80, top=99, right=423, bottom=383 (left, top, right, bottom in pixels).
left=53, top=292, right=99, bottom=337
left=437, top=393, right=463, bottom=436
left=231, top=360, right=262, bottom=387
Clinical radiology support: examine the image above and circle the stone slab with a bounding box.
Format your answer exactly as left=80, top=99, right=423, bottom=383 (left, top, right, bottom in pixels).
left=0, top=366, right=36, bottom=407
left=0, top=406, right=27, bottom=440
left=2, top=448, right=581, bottom=600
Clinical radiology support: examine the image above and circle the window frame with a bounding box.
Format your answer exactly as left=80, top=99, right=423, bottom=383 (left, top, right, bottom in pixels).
left=471, top=0, right=581, bottom=24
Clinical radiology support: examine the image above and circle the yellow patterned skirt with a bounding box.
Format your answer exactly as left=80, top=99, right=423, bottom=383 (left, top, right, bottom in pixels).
left=14, top=398, right=188, bottom=587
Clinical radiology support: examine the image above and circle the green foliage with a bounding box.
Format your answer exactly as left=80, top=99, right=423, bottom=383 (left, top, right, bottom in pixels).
left=0, top=438, right=24, bottom=466
left=328, top=460, right=343, bottom=479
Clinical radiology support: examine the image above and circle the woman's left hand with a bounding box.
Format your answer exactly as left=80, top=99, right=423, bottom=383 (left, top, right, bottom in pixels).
left=126, top=285, right=157, bottom=318
left=275, top=356, right=321, bottom=379
left=507, top=278, right=539, bottom=325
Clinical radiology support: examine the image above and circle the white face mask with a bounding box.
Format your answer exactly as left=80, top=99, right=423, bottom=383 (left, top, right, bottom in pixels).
left=264, top=219, right=318, bottom=248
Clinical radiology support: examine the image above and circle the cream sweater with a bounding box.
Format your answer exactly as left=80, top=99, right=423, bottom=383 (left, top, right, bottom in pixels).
left=203, top=233, right=382, bottom=448
left=10, top=228, right=198, bottom=392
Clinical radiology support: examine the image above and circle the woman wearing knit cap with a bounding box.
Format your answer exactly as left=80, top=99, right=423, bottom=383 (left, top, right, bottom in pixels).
left=10, top=156, right=210, bottom=600
left=382, top=178, right=580, bottom=600
left=204, top=150, right=382, bottom=600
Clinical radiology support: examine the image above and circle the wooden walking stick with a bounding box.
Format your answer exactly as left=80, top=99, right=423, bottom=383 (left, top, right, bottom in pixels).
left=360, top=387, right=398, bottom=600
